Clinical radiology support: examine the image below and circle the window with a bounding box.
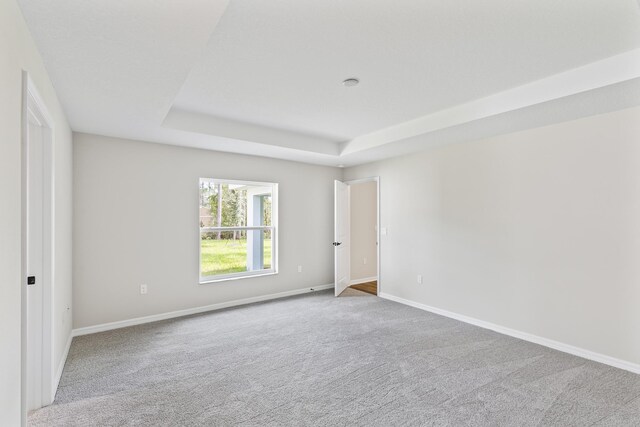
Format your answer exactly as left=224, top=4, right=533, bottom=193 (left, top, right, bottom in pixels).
left=199, top=178, right=277, bottom=283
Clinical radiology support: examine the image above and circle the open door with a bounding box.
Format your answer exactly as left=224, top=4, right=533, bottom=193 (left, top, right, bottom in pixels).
left=334, top=180, right=350, bottom=296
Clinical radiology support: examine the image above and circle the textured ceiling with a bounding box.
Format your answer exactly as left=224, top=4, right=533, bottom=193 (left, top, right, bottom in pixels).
left=17, top=0, right=229, bottom=136
left=174, top=0, right=640, bottom=140
left=17, top=0, right=640, bottom=166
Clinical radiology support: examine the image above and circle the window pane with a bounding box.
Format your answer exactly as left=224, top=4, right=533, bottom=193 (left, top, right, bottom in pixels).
left=256, top=230, right=272, bottom=270
left=200, top=179, right=273, bottom=229
left=262, top=195, right=272, bottom=226
left=200, top=235, right=249, bottom=277
left=199, top=180, right=217, bottom=228
left=263, top=229, right=272, bottom=269
left=199, top=178, right=276, bottom=281
left=200, top=229, right=273, bottom=278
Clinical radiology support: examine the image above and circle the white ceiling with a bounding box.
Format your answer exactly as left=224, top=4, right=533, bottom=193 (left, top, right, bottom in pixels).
left=18, top=0, right=640, bottom=166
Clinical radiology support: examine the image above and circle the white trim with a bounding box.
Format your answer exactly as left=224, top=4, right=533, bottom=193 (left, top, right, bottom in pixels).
left=200, top=270, right=277, bottom=284
left=345, top=177, right=378, bottom=185
left=379, top=292, right=640, bottom=375
left=345, top=176, right=381, bottom=295
left=349, top=276, right=377, bottom=286
left=200, top=177, right=276, bottom=188
left=21, top=71, right=56, bottom=425
left=73, top=284, right=334, bottom=337
left=52, top=333, right=72, bottom=400
left=201, top=226, right=274, bottom=232
left=21, top=72, right=28, bottom=427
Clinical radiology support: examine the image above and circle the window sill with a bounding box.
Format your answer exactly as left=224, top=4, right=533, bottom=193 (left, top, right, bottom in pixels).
left=199, top=271, right=277, bottom=285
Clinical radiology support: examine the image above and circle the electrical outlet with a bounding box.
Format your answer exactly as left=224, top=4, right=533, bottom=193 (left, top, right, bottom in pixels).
left=297, top=265, right=302, bottom=273
left=363, top=257, right=367, bottom=265
left=417, top=275, right=423, bottom=285
left=140, top=284, right=148, bottom=295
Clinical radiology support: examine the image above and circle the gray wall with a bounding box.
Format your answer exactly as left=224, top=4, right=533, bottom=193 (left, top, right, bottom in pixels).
left=349, top=181, right=378, bottom=281
left=345, top=106, right=640, bottom=366
left=0, top=0, right=73, bottom=422
left=73, top=133, right=342, bottom=328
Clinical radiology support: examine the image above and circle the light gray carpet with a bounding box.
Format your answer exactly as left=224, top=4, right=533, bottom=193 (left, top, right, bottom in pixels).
left=30, top=290, right=640, bottom=426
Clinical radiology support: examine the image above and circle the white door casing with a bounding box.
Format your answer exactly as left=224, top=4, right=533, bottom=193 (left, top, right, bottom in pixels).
left=345, top=176, right=381, bottom=295
left=22, top=72, right=56, bottom=420
left=334, top=180, right=350, bottom=296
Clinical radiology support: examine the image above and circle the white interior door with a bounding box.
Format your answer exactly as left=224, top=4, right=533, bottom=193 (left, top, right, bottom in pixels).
left=26, top=113, right=44, bottom=411
left=334, top=180, right=350, bottom=296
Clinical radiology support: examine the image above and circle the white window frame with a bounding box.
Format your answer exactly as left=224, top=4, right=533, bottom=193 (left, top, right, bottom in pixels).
left=199, top=178, right=278, bottom=284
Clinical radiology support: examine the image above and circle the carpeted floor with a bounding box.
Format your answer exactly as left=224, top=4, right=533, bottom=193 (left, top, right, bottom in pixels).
left=29, top=289, right=640, bottom=426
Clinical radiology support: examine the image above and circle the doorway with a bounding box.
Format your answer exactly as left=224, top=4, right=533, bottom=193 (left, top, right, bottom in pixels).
left=21, top=72, right=55, bottom=415
left=334, top=177, right=379, bottom=296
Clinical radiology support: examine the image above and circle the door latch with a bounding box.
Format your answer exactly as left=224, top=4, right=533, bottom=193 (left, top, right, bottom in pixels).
left=27, top=276, right=36, bottom=285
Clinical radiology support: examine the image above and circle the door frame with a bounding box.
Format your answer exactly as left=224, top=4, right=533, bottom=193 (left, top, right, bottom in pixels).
left=333, top=180, right=350, bottom=296
left=21, top=71, right=56, bottom=421
left=344, top=176, right=380, bottom=295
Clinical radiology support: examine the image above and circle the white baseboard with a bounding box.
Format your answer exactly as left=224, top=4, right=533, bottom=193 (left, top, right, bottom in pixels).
left=73, top=284, right=334, bottom=337
left=52, top=332, right=72, bottom=399
left=379, top=292, right=640, bottom=375
left=349, top=276, right=377, bottom=286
